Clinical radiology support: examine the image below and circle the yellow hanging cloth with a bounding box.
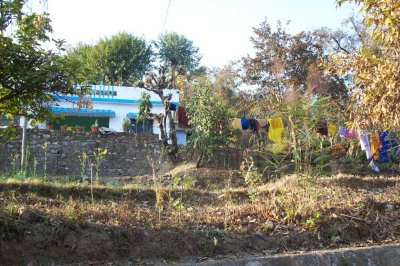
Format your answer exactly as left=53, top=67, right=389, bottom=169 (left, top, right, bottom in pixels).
left=268, top=117, right=284, bottom=143
left=231, top=118, right=242, bottom=130
left=370, top=131, right=381, bottom=161
left=327, top=123, right=338, bottom=136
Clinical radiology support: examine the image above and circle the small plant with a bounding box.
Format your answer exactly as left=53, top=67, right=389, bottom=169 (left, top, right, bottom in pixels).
left=169, top=174, right=196, bottom=223
left=0, top=203, right=22, bottom=238
left=11, top=154, right=19, bottom=176
left=93, top=148, right=107, bottom=183
left=24, top=146, right=30, bottom=173
left=32, top=156, right=38, bottom=179
left=91, top=120, right=99, bottom=132
left=90, top=163, right=95, bottom=207
left=242, top=155, right=263, bottom=202
left=221, top=170, right=237, bottom=230
left=146, top=149, right=167, bottom=223
left=42, top=142, right=49, bottom=181
left=262, top=151, right=292, bottom=181
left=92, top=119, right=99, bottom=127
left=121, top=118, right=131, bottom=133
left=78, top=152, right=88, bottom=182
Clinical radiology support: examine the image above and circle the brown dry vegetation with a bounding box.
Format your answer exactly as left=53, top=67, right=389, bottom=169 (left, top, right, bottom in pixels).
left=1, top=166, right=400, bottom=265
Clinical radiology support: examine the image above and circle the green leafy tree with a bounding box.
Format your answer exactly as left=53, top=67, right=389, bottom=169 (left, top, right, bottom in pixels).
left=68, top=32, right=153, bottom=86
left=0, top=0, right=80, bottom=124
left=186, top=80, right=234, bottom=168
left=155, top=32, right=201, bottom=76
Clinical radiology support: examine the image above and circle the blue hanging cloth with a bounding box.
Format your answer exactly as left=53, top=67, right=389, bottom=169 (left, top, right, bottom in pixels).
left=379, top=131, right=390, bottom=163
left=169, top=103, right=177, bottom=111
left=241, top=117, right=250, bottom=130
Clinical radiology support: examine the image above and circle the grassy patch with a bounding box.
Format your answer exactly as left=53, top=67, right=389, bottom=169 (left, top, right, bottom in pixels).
left=0, top=173, right=399, bottom=264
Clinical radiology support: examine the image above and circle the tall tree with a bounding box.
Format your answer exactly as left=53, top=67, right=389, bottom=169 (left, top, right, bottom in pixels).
left=242, top=19, right=348, bottom=116
left=0, top=0, right=79, bottom=122
left=67, top=32, right=153, bottom=86
left=155, top=32, right=201, bottom=76
left=138, top=33, right=202, bottom=160
left=330, top=0, right=400, bottom=129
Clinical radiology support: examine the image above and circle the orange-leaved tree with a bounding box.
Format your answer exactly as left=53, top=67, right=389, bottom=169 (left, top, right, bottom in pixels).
left=331, top=0, right=400, bottom=129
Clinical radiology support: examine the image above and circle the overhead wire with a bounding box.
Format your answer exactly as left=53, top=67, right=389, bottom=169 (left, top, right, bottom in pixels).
left=161, top=0, right=172, bottom=33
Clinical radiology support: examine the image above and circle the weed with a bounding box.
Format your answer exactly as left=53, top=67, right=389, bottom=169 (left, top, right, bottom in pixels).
left=93, top=148, right=107, bottom=183
left=169, top=174, right=196, bottom=222
left=33, top=156, right=38, bottom=179
left=11, top=170, right=29, bottom=180
left=43, top=142, right=49, bottom=181
left=262, top=151, right=292, bottom=181
left=241, top=155, right=263, bottom=202
left=11, top=154, right=19, bottom=175
left=78, top=151, right=88, bottom=182
left=0, top=203, right=22, bottom=238
left=90, top=163, right=95, bottom=207
left=106, top=180, right=123, bottom=187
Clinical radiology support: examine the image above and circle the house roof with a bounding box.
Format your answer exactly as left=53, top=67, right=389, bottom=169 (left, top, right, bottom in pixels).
left=51, top=107, right=115, bottom=117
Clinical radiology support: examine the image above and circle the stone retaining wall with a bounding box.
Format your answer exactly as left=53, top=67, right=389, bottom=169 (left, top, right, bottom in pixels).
left=0, top=129, right=160, bottom=177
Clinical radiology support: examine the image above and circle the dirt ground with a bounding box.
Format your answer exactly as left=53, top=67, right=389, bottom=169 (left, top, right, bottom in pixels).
left=1, top=164, right=400, bottom=265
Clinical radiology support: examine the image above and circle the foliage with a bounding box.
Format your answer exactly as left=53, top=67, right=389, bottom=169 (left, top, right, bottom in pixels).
left=121, top=118, right=131, bottom=132
left=136, top=33, right=203, bottom=160
left=281, top=95, right=338, bottom=175
left=242, top=156, right=263, bottom=202
left=42, top=142, right=48, bottom=180
left=91, top=119, right=98, bottom=127
left=241, top=19, right=348, bottom=117
left=186, top=80, right=235, bottom=167
left=155, top=32, right=201, bottom=75
left=0, top=0, right=82, bottom=124
left=93, top=148, right=107, bottom=183
left=331, top=0, right=400, bottom=129
left=67, top=32, right=153, bottom=86
left=78, top=152, right=88, bottom=182
left=208, top=64, right=241, bottom=106
left=137, top=92, right=153, bottom=127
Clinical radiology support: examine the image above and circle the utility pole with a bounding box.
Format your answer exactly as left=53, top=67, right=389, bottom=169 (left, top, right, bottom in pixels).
left=21, top=117, right=28, bottom=170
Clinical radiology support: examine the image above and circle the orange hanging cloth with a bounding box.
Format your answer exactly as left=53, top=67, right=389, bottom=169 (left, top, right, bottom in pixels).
left=370, top=131, right=381, bottom=161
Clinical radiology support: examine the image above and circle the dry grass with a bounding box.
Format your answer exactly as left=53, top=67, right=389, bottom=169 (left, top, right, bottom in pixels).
left=1, top=174, right=399, bottom=234
left=1, top=172, right=400, bottom=264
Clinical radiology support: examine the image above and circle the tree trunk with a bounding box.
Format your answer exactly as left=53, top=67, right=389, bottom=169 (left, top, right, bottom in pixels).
left=196, top=151, right=204, bottom=168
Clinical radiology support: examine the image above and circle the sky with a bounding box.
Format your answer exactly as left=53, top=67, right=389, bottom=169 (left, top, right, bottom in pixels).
left=45, top=0, right=357, bottom=69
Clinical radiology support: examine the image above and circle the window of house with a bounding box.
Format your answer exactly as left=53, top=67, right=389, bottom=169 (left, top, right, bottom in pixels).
left=130, top=118, right=153, bottom=133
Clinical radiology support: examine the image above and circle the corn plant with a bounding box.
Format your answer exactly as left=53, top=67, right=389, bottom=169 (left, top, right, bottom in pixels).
left=278, top=96, right=339, bottom=177
left=93, top=148, right=107, bottom=184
